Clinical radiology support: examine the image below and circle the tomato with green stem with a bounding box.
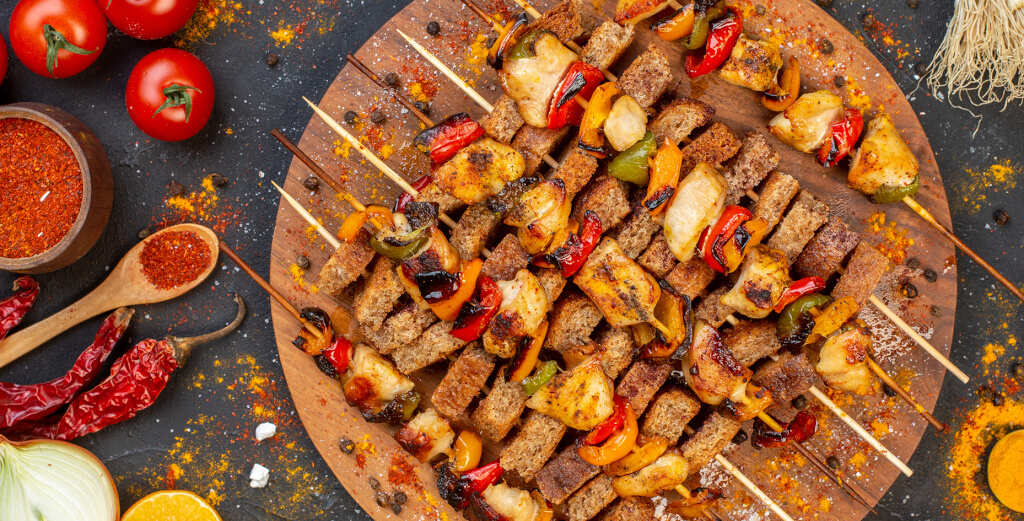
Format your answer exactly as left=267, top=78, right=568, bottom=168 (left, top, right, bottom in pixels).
left=102, top=0, right=199, bottom=40
left=9, top=0, right=107, bottom=79
left=126, top=49, right=215, bottom=142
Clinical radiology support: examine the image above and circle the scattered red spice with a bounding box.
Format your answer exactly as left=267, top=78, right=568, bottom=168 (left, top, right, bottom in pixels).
left=139, top=230, right=212, bottom=290
left=355, top=452, right=367, bottom=469
left=0, top=118, right=83, bottom=259
left=388, top=454, right=425, bottom=493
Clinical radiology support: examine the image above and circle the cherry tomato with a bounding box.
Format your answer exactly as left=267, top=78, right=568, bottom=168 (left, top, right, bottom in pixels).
left=126, top=48, right=215, bottom=142
left=9, top=0, right=107, bottom=78
left=103, top=0, right=199, bottom=40
left=0, top=35, right=8, bottom=86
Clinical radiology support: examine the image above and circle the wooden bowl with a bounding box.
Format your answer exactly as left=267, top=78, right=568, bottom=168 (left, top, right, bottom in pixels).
left=0, top=102, right=114, bottom=274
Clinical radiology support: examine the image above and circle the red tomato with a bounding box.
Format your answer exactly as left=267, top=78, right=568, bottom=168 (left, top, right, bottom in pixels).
left=9, top=0, right=107, bottom=78
left=0, top=35, right=8, bottom=86
left=103, top=0, right=199, bottom=40
left=126, top=48, right=215, bottom=142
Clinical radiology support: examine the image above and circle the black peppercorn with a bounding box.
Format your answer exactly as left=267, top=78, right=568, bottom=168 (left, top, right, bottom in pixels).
left=995, top=209, right=1010, bottom=226
left=371, top=110, right=387, bottom=125
left=391, top=503, right=402, bottom=515
left=376, top=492, right=391, bottom=507
left=339, top=437, right=355, bottom=454
left=834, top=76, right=846, bottom=87
left=303, top=176, right=319, bottom=191
left=138, top=227, right=153, bottom=239
left=906, top=0, right=918, bottom=8
left=385, top=72, right=400, bottom=87
left=755, top=4, right=766, bottom=15
left=924, top=268, right=938, bottom=283
left=930, top=305, right=941, bottom=317
left=901, top=283, right=919, bottom=299
left=209, top=173, right=228, bottom=188
left=820, top=39, right=834, bottom=55
left=414, top=100, right=430, bottom=115
left=370, top=477, right=381, bottom=490
left=168, top=181, right=186, bottom=198
left=883, top=384, right=897, bottom=397
left=296, top=255, right=310, bottom=269
left=915, top=61, right=929, bottom=76
left=791, top=395, right=808, bottom=410
left=816, top=0, right=832, bottom=6
left=344, top=110, right=358, bottom=124
left=426, top=21, right=441, bottom=36
left=394, top=491, right=408, bottom=505
left=978, top=386, right=995, bottom=401
left=827, top=456, right=841, bottom=469
left=994, top=394, right=1005, bottom=406
left=861, top=13, right=875, bottom=28
left=265, top=53, right=279, bottom=67
left=732, top=429, right=748, bottom=444
left=1013, top=362, right=1024, bottom=378
left=907, top=258, right=921, bottom=270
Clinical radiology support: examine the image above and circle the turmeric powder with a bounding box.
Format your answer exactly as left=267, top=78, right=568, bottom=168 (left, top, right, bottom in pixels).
left=988, top=429, right=1024, bottom=513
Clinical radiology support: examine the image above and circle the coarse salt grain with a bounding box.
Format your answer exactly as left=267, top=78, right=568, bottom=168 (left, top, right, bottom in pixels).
left=249, top=464, right=270, bottom=488
left=255, top=422, right=277, bottom=441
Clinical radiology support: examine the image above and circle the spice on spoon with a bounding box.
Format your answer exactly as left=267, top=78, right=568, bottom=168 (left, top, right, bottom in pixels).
left=139, top=230, right=212, bottom=290
left=0, top=277, right=40, bottom=341
left=0, top=308, right=133, bottom=429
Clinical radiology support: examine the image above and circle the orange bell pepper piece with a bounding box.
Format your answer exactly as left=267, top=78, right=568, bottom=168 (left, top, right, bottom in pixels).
left=538, top=500, right=554, bottom=521
left=577, top=82, right=619, bottom=159
left=643, top=139, right=683, bottom=216
left=429, top=258, right=483, bottom=322
left=578, top=403, right=638, bottom=466
left=806, top=296, right=860, bottom=343
left=510, top=321, right=550, bottom=383
left=602, top=436, right=669, bottom=476
left=762, top=56, right=800, bottom=112
left=337, top=205, right=394, bottom=242
left=453, top=430, right=483, bottom=472
left=652, top=3, right=695, bottom=41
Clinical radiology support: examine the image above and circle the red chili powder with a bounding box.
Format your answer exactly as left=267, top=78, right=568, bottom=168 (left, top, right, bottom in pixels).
left=139, top=230, right=212, bottom=290
left=0, top=118, right=83, bottom=259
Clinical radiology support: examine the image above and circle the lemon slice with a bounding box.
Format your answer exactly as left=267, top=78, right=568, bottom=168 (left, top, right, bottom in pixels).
left=989, top=429, right=1024, bottom=513
left=122, top=490, right=222, bottom=521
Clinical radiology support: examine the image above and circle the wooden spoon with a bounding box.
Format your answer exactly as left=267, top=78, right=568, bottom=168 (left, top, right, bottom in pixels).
left=0, top=224, right=219, bottom=370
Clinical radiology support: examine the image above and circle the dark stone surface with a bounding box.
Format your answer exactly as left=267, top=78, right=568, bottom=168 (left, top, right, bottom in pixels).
left=0, top=1, right=1022, bottom=520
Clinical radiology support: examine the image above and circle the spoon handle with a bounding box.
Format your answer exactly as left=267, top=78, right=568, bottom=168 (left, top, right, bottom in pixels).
left=0, top=287, right=113, bottom=370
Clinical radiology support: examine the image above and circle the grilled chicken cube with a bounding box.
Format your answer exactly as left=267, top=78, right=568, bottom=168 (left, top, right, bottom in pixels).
left=574, top=238, right=661, bottom=328
left=816, top=324, right=875, bottom=395
left=682, top=320, right=752, bottom=406
left=847, top=114, right=919, bottom=197
left=484, top=269, right=549, bottom=358
left=663, top=163, right=728, bottom=262
left=473, top=484, right=544, bottom=521
left=505, top=179, right=572, bottom=255
left=433, top=137, right=527, bottom=205
left=611, top=453, right=690, bottom=497
left=526, top=355, right=616, bottom=430
left=397, top=226, right=461, bottom=310
left=394, top=408, right=455, bottom=462
left=719, top=37, right=783, bottom=92
left=500, top=32, right=578, bottom=128
left=605, top=95, right=648, bottom=152
left=768, top=91, right=844, bottom=153
left=344, top=344, right=416, bottom=413
left=721, top=245, right=791, bottom=319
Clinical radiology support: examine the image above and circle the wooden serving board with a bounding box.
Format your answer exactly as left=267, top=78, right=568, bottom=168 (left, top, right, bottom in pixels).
left=268, top=0, right=957, bottom=519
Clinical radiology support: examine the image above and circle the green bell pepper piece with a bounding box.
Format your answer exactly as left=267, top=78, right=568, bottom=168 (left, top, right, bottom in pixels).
left=370, top=226, right=430, bottom=260
left=608, top=132, right=656, bottom=185
left=522, top=360, right=558, bottom=396
left=778, top=293, right=833, bottom=341
left=507, top=30, right=547, bottom=61
left=871, top=175, right=920, bottom=204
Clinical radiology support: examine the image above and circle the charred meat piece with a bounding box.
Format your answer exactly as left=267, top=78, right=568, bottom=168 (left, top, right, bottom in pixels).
left=722, top=245, right=792, bottom=319
left=512, top=124, right=572, bottom=176
left=480, top=94, right=525, bottom=144
left=360, top=302, right=437, bottom=355
left=484, top=269, right=549, bottom=358
left=793, top=218, right=861, bottom=281
left=567, top=475, right=618, bottom=521
left=575, top=238, right=661, bottom=328
left=432, top=344, right=496, bottom=420
left=316, top=230, right=376, bottom=299
left=848, top=114, right=919, bottom=197
left=527, top=356, right=616, bottom=430
left=617, top=44, right=673, bottom=108
left=682, top=320, right=751, bottom=405
left=392, top=320, right=468, bottom=374
left=723, top=132, right=781, bottom=205
left=831, top=242, right=889, bottom=307
left=616, top=359, right=673, bottom=415
left=395, top=408, right=455, bottom=462
left=663, top=163, right=728, bottom=262
left=500, top=32, right=578, bottom=128
left=678, top=122, right=743, bottom=179
left=666, top=258, right=718, bottom=301
left=571, top=175, right=631, bottom=233
left=536, top=441, right=600, bottom=505
left=472, top=484, right=545, bottom=521
left=505, top=179, right=573, bottom=255
left=500, top=410, right=567, bottom=481
left=723, top=319, right=782, bottom=367
left=679, top=411, right=742, bottom=472
left=581, top=21, right=636, bottom=72
left=545, top=290, right=604, bottom=353
left=611, top=453, right=690, bottom=497
left=768, top=91, right=845, bottom=153
left=472, top=368, right=528, bottom=442
left=432, top=137, right=526, bottom=205
left=752, top=350, right=819, bottom=405
left=752, top=170, right=799, bottom=234
left=719, top=37, right=783, bottom=92
left=353, top=257, right=405, bottom=331
left=816, top=324, right=875, bottom=395
left=766, top=191, right=830, bottom=265
left=648, top=98, right=715, bottom=145
left=451, top=204, right=502, bottom=261
left=482, top=234, right=532, bottom=281
left=641, top=386, right=701, bottom=444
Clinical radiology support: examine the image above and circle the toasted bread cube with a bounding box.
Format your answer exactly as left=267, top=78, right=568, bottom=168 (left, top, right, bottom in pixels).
left=594, top=326, right=635, bottom=380
left=536, top=442, right=600, bottom=505
left=665, top=257, right=717, bottom=300
left=353, top=257, right=405, bottom=331
left=481, top=95, right=525, bottom=144
left=694, top=287, right=735, bottom=328
left=482, top=234, right=532, bottom=281
left=752, top=351, right=818, bottom=405
left=500, top=411, right=568, bottom=481
left=360, top=302, right=437, bottom=355
left=617, top=44, right=673, bottom=108
left=513, top=125, right=570, bottom=176
left=392, top=321, right=467, bottom=374
left=752, top=170, right=799, bottom=234
left=615, top=197, right=662, bottom=259
left=767, top=191, right=829, bottom=265
left=545, top=290, right=604, bottom=352
left=641, top=386, right=701, bottom=444
left=431, top=344, right=495, bottom=420
left=638, top=233, right=678, bottom=278
left=831, top=242, right=889, bottom=307
left=526, top=0, right=589, bottom=41
left=471, top=368, right=527, bottom=442
left=648, top=98, right=715, bottom=145
left=680, top=411, right=741, bottom=471
left=571, top=175, right=631, bottom=232
left=794, top=219, right=861, bottom=281
left=552, top=148, right=599, bottom=197
left=451, top=204, right=501, bottom=260
left=679, top=122, right=743, bottom=177
left=414, top=181, right=467, bottom=215
left=567, top=475, right=618, bottom=521
left=317, top=230, right=375, bottom=299
left=599, top=497, right=656, bottom=521
left=723, top=132, right=780, bottom=205
left=535, top=268, right=568, bottom=310
left=723, top=319, right=782, bottom=367
left=582, top=21, right=635, bottom=71
left=616, top=360, right=672, bottom=416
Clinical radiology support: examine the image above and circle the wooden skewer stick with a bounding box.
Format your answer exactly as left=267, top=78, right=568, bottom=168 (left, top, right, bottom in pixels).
left=902, top=195, right=1024, bottom=302
left=271, top=180, right=342, bottom=250
left=271, top=128, right=366, bottom=213
left=218, top=240, right=323, bottom=340
left=674, top=484, right=721, bottom=521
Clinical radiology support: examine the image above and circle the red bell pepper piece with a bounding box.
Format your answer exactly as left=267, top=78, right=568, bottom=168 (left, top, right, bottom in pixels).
left=534, top=211, right=602, bottom=277
left=451, top=276, right=502, bottom=342
left=584, top=395, right=628, bottom=446
left=697, top=205, right=752, bottom=274
left=547, top=62, right=605, bottom=130
left=751, top=410, right=817, bottom=449
left=773, top=277, right=827, bottom=312
left=684, top=8, right=743, bottom=78
left=817, top=108, right=864, bottom=167
left=322, top=336, right=353, bottom=374
left=395, top=175, right=434, bottom=213
left=413, top=113, right=485, bottom=166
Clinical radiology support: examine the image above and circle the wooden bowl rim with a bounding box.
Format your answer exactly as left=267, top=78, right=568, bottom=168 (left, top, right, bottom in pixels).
left=0, top=103, right=96, bottom=270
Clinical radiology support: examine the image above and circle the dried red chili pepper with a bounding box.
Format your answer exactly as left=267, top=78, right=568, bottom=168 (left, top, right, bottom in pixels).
left=5, top=296, right=244, bottom=441
left=395, top=175, right=434, bottom=213
left=0, top=277, right=39, bottom=341
left=0, top=307, right=133, bottom=429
